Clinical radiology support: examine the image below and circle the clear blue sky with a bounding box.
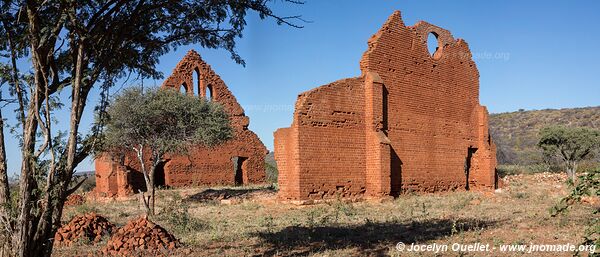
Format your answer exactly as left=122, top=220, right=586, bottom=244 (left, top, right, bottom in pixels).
left=4, top=0, right=600, bottom=175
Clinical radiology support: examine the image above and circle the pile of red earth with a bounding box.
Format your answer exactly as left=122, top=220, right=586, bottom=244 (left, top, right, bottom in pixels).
left=102, top=217, right=180, bottom=256
left=64, top=194, right=85, bottom=206
left=54, top=212, right=115, bottom=247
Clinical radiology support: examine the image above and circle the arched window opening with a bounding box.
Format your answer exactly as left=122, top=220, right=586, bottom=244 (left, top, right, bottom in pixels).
left=206, top=84, right=213, bottom=101
left=427, top=32, right=442, bottom=59
left=180, top=82, right=187, bottom=94
left=193, top=68, right=200, bottom=97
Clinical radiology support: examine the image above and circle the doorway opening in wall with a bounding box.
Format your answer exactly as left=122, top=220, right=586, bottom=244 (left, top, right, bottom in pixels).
left=233, top=157, right=248, bottom=186
left=154, top=161, right=167, bottom=188
left=390, top=148, right=403, bottom=196
left=465, top=147, right=477, bottom=190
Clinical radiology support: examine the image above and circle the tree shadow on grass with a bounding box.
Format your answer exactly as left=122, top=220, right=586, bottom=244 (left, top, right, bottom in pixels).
left=185, top=187, right=276, bottom=203
left=254, top=218, right=499, bottom=256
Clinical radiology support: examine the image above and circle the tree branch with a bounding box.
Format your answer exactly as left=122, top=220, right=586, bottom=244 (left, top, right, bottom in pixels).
left=65, top=176, right=87, bottom=196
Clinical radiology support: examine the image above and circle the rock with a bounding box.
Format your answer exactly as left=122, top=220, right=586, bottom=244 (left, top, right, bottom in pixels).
left=114, top=240, right=123, bottom=249
left=54, top=212, right=115, bottom=247
left=582, top=196, right=600, bottom=207
left=102, top=216, right=180, bottom=255
left=64, top=194, right=85, bottom=206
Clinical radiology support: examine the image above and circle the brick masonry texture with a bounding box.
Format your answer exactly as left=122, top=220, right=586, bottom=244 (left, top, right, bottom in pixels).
left=94, top=50, right=268, bottom=197
left=274, top=11, right=498, bottom=201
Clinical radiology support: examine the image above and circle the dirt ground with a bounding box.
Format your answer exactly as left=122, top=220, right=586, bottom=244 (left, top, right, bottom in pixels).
left=54, top=173, right=598, bottom=256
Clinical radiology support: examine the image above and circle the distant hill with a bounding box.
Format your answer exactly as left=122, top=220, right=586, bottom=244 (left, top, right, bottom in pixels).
left=266, top=151, right=275, bottom=166
left=265, top=152, right=277, bottom=183
left=489, top=106, right=600, bottom=165
left=74, top=170, right=95, bottom=176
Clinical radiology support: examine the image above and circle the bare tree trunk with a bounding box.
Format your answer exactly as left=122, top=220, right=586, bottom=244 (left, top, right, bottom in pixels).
left=2, top=19, right=26, bottom=130
left=15, top=103, right=40, bottom=257
left=0, top=108, right=9, bottom=217
left=1, top=18, right=21, bottom=257
left=571, top=163, right=578, bottom=183
left=0, top=105, right=11, bottom=257
left=151, top=187, right=156, bottom=215
left=139, top=190, right=150, bottom=216
left=14, top=24, right=45, bottom=254
left=14, top=9, right=74, bottom=256
left=25, top=42, right=91, bottom=257
left=565, top=162, right=572, bottom=180
left=135, top=145, right=153, bottom=216
left=13, top=4, right=49, bottom=255
left=149, top=151, right=164, bottom=216
left=150, top=165, right=156, bottom=216
left=565, top=161, right=578, bottom=183
left=0, top=18, right=21, bottom=208
left=134, top=146, right=161, bottom=216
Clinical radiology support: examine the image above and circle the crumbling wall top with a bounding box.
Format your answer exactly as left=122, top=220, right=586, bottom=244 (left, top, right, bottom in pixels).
left=360, top=10, right=478, bottom=78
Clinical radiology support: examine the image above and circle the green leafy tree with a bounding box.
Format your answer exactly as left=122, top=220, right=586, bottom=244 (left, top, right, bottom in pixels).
left=538, top=126, right=600, bottom=182
left=0, top=1, right=302, bottom=256
left=102, top=87, right=232, bottom=215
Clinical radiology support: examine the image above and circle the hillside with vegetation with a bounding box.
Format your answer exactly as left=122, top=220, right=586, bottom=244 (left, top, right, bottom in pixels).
left=489, top=106, right=600, bottom=165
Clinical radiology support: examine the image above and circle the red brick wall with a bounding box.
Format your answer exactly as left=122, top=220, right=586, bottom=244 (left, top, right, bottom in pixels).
left=94, top=51, right=268, bottom=197
left=94, top=155, right=118, bottom=197
left=274, top=11, right=497, bottom=201
left=274, top=127, right=299, bottom=199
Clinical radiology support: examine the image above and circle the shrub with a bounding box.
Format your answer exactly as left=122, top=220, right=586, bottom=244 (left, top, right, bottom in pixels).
left=157, top=194, right=206, bottom=236
left=551, top=168, right=600, bottom=252
left=265, top=161, right=278, bottom=185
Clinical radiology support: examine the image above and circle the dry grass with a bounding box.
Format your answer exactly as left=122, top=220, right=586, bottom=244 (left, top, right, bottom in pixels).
left=54, top=174, right=598, bottom=256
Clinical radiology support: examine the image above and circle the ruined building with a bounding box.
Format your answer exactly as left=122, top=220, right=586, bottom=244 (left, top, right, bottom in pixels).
left=95, top=50, right=268, bottom=197
left=274, top=11, right=498, bottom=201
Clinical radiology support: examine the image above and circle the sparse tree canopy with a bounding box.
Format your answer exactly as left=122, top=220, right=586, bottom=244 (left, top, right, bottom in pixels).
left=103, top=87, right=232, bottom=156
left=538, top=126, right=600, bottom=181
left=0, top=1, right=302, bottom=256
left=102, top=87, right=232, bottom=215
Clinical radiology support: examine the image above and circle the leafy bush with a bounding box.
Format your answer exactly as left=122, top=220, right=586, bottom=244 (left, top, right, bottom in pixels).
left=157, top=194, right=206, bottom=236
left=551, top=168, right=600, bottom=252
left=265, top=161, right=278, bottom=185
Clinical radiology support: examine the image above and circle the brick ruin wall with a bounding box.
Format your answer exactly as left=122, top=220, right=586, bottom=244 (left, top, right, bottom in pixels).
left=95, top=50, right=268, bottom=197
left=274, top=11, right=498, bottom=201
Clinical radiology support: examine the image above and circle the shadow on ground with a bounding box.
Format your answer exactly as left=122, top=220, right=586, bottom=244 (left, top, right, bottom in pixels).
left=254, top=218, right=499, bottom=256
left=185, top=187, right=276, bottom=203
